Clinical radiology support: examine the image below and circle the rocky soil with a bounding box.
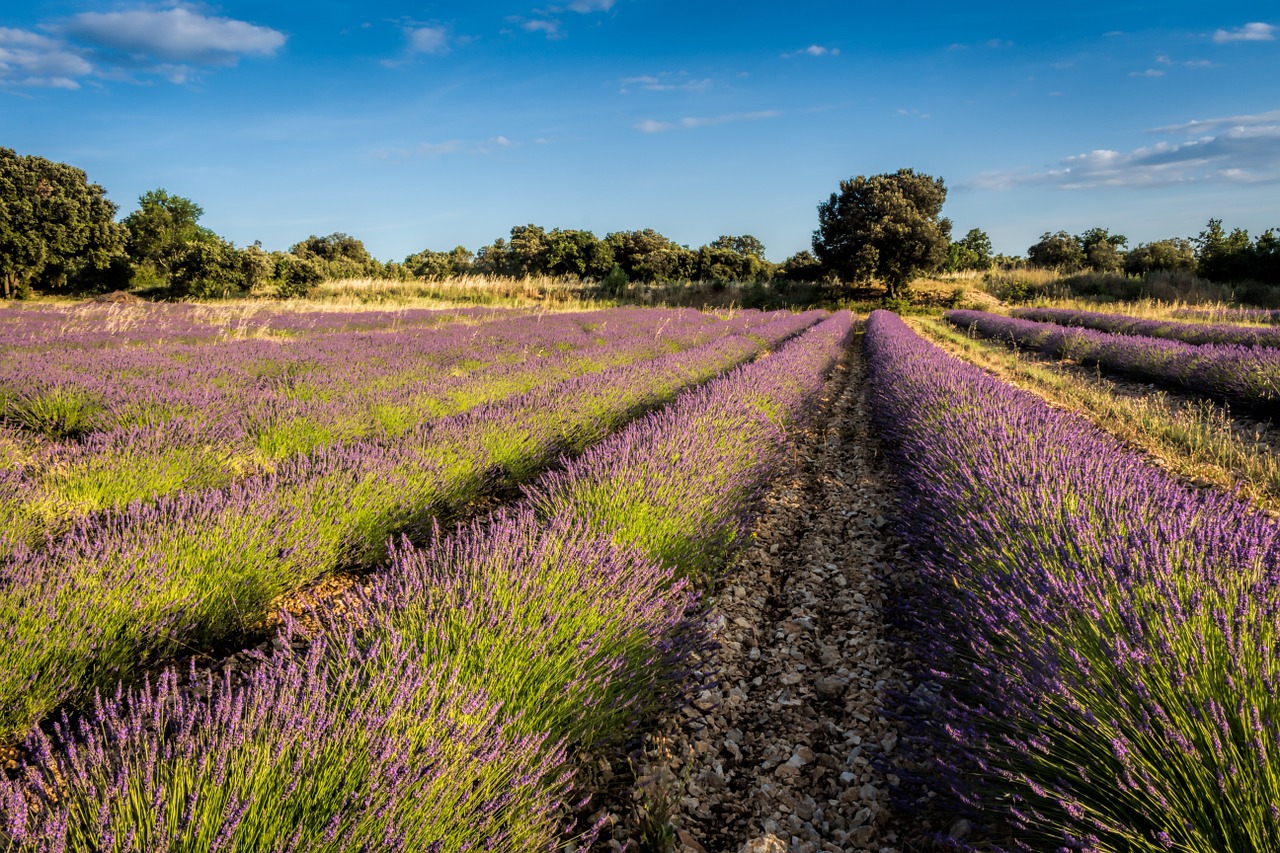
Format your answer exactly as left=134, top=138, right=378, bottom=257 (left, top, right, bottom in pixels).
left=595, top=343, right=941, bottom=852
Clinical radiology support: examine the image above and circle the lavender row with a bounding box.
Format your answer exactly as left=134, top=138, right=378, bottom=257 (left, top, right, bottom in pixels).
left=945, top=308, right=1280, bottom=410
left=0, top=310, right=824, bottom=742
left=0, top=306, right=753, bottom=450
left=1173, top=306, right=1280, bottom=325
left=0, top=302, right=506, bottom=350
left=1013, top=305, right=1280, bottom=348
left=868, top=309, right=1280, bottom=849
left=0, top=307, right=779, bottom=548
left=0, top=313, right=853, bottom=851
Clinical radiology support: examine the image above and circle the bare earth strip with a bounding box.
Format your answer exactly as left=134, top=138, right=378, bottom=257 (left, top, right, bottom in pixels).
left=601, top=343, right=921, bottom=853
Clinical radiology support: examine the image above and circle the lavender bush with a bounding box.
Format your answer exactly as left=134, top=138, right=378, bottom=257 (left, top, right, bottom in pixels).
left=1173, top=307, right=1280, bottom=325
left=869, top=309, right=1280, bottom=850
left=945, top=308, right=1280, bottom=410
left=1013, top=306, right=1280, bottom=348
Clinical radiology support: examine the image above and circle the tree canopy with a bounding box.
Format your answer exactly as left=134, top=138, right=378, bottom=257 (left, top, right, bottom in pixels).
left=812, top=168, right=951, bottom=296
left=0, top=148, right=125, bottom=297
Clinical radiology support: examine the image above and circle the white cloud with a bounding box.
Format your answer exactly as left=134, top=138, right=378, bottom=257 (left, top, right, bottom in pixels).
left=1150, top=109, right=1280, bottom=134
left=60, top=5, right=284, bottom=65
left=635, top=118, right=673, bottom=133
left=407, top=26, right=448, bottom=55
left=681, top=110, right=781, bottom=128
left=895, top=108, right=931, bottom=119
left=372, top=136, right=521, bottom=159
left=636, top=110, right=781, bottom=133
left=0, top=27, right=92, bottom=88
left=618, top=72, right=712, bottom=93
left=782, top=44, right=840, bottom=58
left=1213, top=22, right=1276, bottom=43
left=1154, top=53, right=1214, bottom=69
left=1130, top=68, right=1164, bottom=77
left=967, top=118, right=1280, bottom=190
left=521, top=18, right=564, bottom=39
left=565, top=0, right=616, bottom=10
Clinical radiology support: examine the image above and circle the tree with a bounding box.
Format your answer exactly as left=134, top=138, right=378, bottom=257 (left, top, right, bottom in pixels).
left=602, top=229, right=696, bottom=282
left=709, top=234, right=767, bottom=259
left=945, top=228, right=994, bottom=272
left=1078, top=227, right=1127, bottom=272
left=405, top=246, right=473, bottom=278
left=812, top=168, right=951, bottom=297
left=1123, top=239, right=1196, bottom=276
left=695, top=246, right=767, bottom=282
left=290, top=233, right=377, bottom=279
left=171, top=238, right=246, bottom=299
left=273, top=254, right=324, bottom=297
left=1026, top=231, right=1085, bottom=271
left=240, top=242, right=275, bottom=292
left=779, top=250, right=826, bottom=282
left=0, top=148, right=126, bottom=297
left=1197, top=218, right=1255, bottom=282
left=122, top=189, right=212, bottom=286
left=544, top=229, right=613, bottom=279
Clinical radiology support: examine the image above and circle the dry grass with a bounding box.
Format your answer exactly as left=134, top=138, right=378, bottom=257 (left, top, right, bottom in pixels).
left=308, top=275, right=610, bottom=309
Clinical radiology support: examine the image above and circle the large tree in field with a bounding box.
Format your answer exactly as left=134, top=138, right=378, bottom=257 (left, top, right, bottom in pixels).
left=0, top=148, right=126, bottom=298
left=812, top=168, right=951, bottom=297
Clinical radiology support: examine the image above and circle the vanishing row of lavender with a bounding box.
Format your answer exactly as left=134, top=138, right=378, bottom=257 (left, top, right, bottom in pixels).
left=1012, top=306, right=1280, bottom=348
left=0, top=302, right=505, bottom=350
left=0, top=308, right=823, bottom=742
left=944, top=309, right=1280, bottom=409
left=0, top=308, right=782, bottom=546
left=868, top=310, right=1280, bottom=850
left=1172, top=306, right=1280, bottom=325
left=0, top=313, right=853, bottom=852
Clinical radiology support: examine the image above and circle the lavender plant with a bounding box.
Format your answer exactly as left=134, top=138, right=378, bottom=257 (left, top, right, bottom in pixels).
left=869, top=309, right=1280, bottom=850
left=1172, top=307, right=1280, bottom=325
left=1013, top=306, right=1280, bottom=348
left=945, top=308, right=1280, bottom=410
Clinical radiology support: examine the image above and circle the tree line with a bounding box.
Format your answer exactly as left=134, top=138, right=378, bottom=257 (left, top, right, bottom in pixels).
left=3, top=146, right=1276, bottom=301
left=1023, top=223, right=1279, bottom=285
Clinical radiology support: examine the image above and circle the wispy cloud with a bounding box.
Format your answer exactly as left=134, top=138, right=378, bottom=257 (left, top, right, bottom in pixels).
left=968, top=114, right=1280, bottom=190
left=1154, top=54, right=1214, bottom=69
left=512, top=0, right=615, bottom=39
left=781, top=44, right=840, bottom=58
left=895, top=108, right=930, bottom=119
left=520, top=18, right=564, bottom=39
left=0, top=27, right=92, bottom=88
left=1130, top=68, right=1164, bottom=78
left=947, top=38, right=1014, bottom=50
left=1150, top=109, right=1280, bottom=134
left=618, top=71, right=712, bottom=93
left=635, top=110, right=782, bottom=132
left=407, top=26, right=449, bottom=55
left=371, top=136, right=518, bottom=159
left=1213, top=22, right=1276, bottom=44
left=59, top=5, right=284, bottom=65
left=562, top=0, right=616, bottom=10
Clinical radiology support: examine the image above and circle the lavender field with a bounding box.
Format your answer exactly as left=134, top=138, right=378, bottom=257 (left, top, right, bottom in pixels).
left=0, top=301, right=855, bottom=850
left=2, top=298, right=1278, bottom=851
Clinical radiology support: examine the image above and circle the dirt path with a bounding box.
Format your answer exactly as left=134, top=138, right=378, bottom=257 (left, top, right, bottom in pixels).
left=599, top=342, right=926, bottom=852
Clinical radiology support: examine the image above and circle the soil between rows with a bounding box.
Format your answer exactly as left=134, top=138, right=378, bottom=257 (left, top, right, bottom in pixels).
left=593, top=339, right=959, bottom=852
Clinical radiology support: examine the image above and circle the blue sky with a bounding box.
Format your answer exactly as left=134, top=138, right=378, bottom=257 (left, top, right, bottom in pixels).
left=2, top=2, right=1278, bottom=263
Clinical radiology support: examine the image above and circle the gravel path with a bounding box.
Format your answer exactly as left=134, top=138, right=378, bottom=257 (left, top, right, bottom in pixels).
left=599, top=342, right=922, bottom=852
